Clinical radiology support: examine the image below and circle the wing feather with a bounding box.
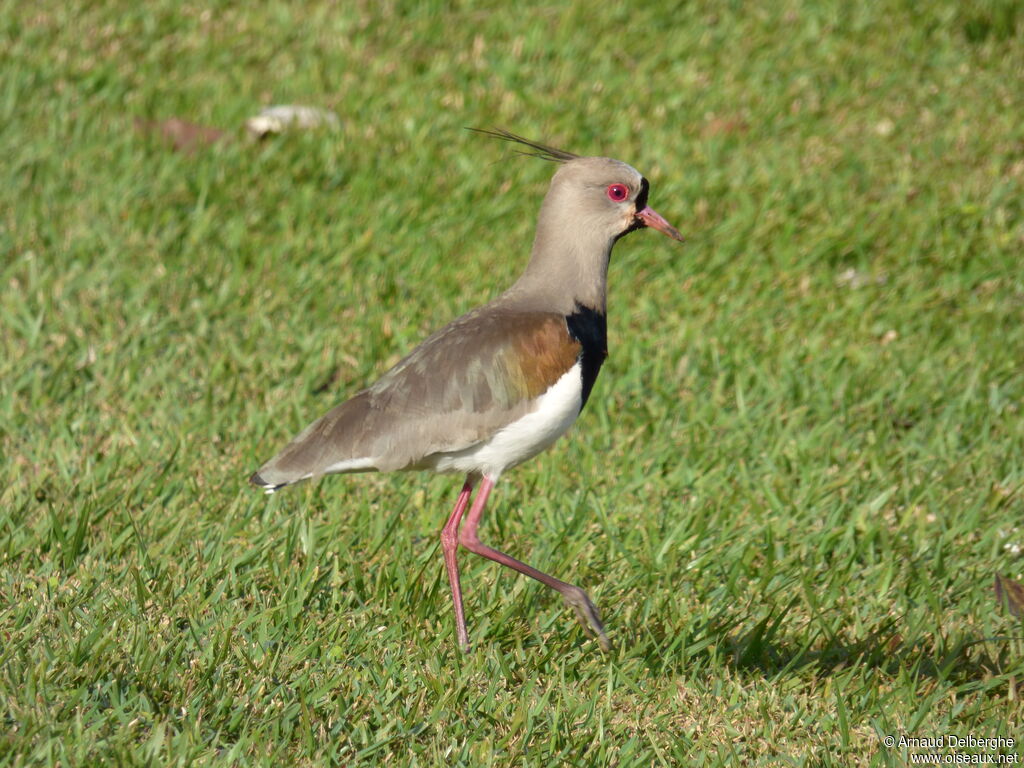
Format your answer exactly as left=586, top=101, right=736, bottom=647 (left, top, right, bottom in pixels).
left=251, top=309, right=581, bottom=486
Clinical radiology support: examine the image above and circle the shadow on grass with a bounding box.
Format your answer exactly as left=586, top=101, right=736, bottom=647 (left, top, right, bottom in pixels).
left=636, top=595, right=1024, bottom=691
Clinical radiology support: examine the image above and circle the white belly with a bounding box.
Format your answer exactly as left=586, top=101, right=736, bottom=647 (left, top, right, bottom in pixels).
left=425, top=362, right=583, bottom=479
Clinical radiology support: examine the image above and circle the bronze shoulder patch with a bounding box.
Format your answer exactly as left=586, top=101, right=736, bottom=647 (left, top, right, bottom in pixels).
left=509, top=314, right=581, bottom=400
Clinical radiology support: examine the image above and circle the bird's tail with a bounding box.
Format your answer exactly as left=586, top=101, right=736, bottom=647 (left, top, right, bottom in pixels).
left=249, top=471, right=289, bottom=494
left=249, top=391, right=378, bottom=493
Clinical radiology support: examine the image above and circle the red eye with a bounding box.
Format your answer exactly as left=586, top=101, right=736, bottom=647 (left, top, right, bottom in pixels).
left=606, top=183, right=629, bottom=202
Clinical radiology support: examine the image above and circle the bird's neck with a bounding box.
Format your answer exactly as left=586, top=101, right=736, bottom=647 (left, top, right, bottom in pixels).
left=508, top=212, right=615, bottom=315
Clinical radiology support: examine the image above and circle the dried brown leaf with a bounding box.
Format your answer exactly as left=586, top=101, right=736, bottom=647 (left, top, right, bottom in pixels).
left=994, top=574, right=1024, bottom=618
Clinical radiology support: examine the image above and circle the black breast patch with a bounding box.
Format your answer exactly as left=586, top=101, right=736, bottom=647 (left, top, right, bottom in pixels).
left=565, top=303, right=608, bottom=410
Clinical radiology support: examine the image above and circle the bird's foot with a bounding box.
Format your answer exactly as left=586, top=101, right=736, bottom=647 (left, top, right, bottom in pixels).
left=560, top=585, right=611, bottom=651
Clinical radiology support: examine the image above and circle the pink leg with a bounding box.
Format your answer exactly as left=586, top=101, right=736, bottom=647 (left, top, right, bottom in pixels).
left=440, top=477, right=474, bottom=651
left=458, top=475, right=610, bottom=650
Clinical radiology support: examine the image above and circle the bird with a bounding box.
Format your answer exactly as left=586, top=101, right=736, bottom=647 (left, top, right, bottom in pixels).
left=250, top=130, right=682, bottom=651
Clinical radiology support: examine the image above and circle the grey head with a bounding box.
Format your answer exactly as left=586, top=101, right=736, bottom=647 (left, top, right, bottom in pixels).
left=478, top=130, right=683, bottom=315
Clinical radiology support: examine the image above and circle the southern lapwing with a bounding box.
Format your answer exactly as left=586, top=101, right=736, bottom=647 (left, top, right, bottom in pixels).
left=250, top=130, right=682, bottom=651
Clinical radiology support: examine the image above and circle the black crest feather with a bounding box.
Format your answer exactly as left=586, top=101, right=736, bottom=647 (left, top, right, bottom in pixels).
left=468, top=128, right=579, bottom=163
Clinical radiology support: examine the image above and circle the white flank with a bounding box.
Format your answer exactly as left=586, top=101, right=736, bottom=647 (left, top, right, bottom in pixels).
left=427, top=362, right=583, bottom=478
left=322, top=457, right=378, bottom=475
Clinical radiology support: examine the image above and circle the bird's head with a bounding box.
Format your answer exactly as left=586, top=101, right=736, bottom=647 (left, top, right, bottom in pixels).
left=473, top=129, right=682, bottom=245
left=551, top=156, right=683, bottom=243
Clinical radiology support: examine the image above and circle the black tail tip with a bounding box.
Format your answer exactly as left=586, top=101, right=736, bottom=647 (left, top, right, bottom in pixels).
left=249, top=471, right=285, bottom=492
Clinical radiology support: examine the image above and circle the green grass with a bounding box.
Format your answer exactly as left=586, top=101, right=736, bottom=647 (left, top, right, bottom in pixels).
left=2, top=0, right=1024, bottom=764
